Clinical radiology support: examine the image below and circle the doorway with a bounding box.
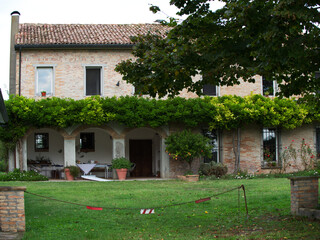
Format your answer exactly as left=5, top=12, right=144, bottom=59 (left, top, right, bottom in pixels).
left=129, top=140, right=152, bottom=177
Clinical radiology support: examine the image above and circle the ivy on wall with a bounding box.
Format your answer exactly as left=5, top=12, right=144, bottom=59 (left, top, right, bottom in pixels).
left=0, top=94, right=314, bottom=149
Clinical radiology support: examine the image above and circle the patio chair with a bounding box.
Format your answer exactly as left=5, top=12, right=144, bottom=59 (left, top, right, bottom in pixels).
left=127, top=163, right=136, bottom=177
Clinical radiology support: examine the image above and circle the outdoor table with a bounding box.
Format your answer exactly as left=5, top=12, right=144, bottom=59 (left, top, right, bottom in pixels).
left=77, top=163, right=96, bottom=175
left=94, top=164, right=112, bottom=178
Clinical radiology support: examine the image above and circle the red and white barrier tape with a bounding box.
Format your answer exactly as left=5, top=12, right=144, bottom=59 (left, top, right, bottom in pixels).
left=140, top=209, right=155, bottom=214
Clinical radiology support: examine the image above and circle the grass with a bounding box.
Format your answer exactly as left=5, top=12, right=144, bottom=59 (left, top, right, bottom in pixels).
left=1, top=178, right=319, bottom=239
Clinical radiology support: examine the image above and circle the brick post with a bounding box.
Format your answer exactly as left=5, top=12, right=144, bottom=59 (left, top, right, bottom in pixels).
left=288, top=176, right=319, bottom=215
left=0, top=186, right=26, bottom=232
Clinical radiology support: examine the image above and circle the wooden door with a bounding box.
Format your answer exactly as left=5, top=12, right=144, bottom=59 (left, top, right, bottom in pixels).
left=129, top=140, right=152, bottom=177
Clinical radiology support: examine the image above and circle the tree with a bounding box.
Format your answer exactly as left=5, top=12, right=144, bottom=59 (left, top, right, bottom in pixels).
left=115, top=0, right=320, bottom=98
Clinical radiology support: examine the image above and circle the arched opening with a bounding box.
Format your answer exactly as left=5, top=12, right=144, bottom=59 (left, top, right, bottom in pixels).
left=26, top=128, right=64, bottom=178
left=75, top=127, right=112, bottom=164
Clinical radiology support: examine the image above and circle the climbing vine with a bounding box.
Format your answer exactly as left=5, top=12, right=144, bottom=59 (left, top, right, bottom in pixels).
left=0, top=94, right=315, bottom=149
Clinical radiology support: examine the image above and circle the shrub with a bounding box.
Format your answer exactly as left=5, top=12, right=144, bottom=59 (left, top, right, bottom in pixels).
left=0, top=160, right=7, bottom=172
left=165, top=130, right=212, bottom=173
left=111, top=157, right=132, bottom=169
left=0, top=169, right=48, bottom=181
left=199, top=161, right=228, bottom=177
left=65, top=166, right=80, bottom=178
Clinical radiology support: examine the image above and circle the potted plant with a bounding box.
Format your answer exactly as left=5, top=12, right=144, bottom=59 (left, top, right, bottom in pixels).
left=111, top=157, right=132, bottom=181
left=41, top=90, right=46, bottom=97
left=165, top=130, right=212, bottom=182
left=64, top=166, right=80, bottom=180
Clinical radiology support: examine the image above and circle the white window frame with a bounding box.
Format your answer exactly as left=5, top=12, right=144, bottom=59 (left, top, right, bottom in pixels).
left=82, top=64, right=106, bottom=96
left=34, top=64, right=56, bottom=96
left=261, top=76, right=277, bottom=97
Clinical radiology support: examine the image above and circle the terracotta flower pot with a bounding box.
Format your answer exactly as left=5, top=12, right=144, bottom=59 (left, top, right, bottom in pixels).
left=41, top=92, right=46, bottom=97
left=116, top=168, right=128, bottom=181
left=64, top=168, right=74, bottom=181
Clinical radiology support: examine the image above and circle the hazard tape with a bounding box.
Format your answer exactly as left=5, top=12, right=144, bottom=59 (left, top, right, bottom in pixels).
left=87, top=206, right=103, bottom=211
left=25, top=185, right=247, bottom=217
left=140, top=209, right=155, bottom=214
left=195, top=197, right=211, bottom=204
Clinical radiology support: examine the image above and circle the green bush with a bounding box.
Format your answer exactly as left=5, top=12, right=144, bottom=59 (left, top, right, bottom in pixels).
left=64, top=166, right=80, bottom=178
left=0, top=168, right=48, bottom=181
left=199, top=161, right=228, bottom=177
left=111, top=157, right=132, bottom=169
left=0, top=160, right=7, bottom=172
left=165, top=130, right=212, bottom=173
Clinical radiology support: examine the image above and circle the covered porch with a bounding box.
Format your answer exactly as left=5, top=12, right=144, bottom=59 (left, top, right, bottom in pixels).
left=8, top=124, right=170, bottom=179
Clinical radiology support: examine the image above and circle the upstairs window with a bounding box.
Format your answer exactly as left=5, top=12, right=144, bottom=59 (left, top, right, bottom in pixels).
left=86, top=67, right=101, bottom=96
left=203, top=84, right=218, bottom=96
left=262, top=128, right=279, bottom=167
left=35, top=133, right=49, bottom=152
left=80, top=132, right=95, bottom=152
left=262, top=76, right=275, bottom=96
left=36, top=67, right=53, bottom=96
left=202, top=129, right=221, bottom=163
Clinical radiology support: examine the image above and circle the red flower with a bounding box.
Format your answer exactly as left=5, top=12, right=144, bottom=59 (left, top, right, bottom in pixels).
left=292, top=140, right=294, bottom=142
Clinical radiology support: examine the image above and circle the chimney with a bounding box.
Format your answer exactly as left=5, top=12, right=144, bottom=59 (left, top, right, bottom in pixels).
left=9, top=11, right=20, bottom=96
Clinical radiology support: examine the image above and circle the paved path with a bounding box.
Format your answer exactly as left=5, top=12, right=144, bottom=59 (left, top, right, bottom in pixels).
left=0, top=232, right=24, bottom=240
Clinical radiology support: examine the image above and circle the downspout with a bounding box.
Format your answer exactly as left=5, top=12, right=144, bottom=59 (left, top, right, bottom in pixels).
left=18, top=47, right=21, bottom=96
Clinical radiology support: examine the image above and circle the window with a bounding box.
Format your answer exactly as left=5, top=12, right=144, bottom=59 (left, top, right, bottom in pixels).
left=262, top=76, right=275, bottom=96
left=35, top=133, right=49, bottom=152
left=262, top=128, right=279, bottom=167
left=80, top=132, right=95, bottom=152
left=316, top=127, right=320, bottom=159
left=85, top=67, right=101, bottom=95
left=202, top=129, right=221, bottom=163
left=36, top=67, right=53, bottom=96
left=203, top=84, right=218, bottom=96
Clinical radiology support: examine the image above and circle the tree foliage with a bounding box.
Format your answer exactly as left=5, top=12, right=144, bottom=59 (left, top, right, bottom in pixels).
left=165, top=129, right=212, bottom=171
left=115, top=0, right=320, bottom=98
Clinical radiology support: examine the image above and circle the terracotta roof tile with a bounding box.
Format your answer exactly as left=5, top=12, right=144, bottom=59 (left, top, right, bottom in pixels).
left=16, top=23, right=170, bottom=46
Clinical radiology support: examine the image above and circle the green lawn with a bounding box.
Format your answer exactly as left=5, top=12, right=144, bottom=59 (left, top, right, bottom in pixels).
left=1, top=179, right=319, bottom=240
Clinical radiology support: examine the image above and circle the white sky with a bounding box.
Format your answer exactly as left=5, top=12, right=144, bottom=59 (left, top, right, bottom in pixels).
left=0, top=0, right=224, bottom=99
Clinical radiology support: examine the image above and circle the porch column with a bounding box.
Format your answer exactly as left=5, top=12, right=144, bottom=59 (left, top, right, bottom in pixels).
left=15, top=144, right=19, bottom=170
left=160, top=137, right=170, bottom=178
left=8, top=149, right=14, bottom=171
left=22, top=137, right=27, bottom=171
left=64, top=137, right=76, bottom=166
left=112, top=138, right=125, bottom=159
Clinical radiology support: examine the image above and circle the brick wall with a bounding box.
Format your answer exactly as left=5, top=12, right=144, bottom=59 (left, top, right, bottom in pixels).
left=17, top=49, right=265, bottom=99
left=289, top=177, right=319, bottom=215
left=0, top=186, right=26, bottom=232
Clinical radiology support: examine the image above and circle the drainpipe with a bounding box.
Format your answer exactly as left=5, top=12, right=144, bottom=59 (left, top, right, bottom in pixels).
left=18, top=47, right=21, bottom=96
left=9, top=11, right=20, bottom=96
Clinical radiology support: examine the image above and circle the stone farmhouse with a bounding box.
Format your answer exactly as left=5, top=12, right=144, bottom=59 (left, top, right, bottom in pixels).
left=8, top=12, right=320, bottom=179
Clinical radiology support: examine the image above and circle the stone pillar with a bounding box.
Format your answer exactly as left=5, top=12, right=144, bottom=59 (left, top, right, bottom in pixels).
left=8, top=150, right=14, bottom=171
left=64, top=137, right=76, bottom=166
left=22, top=138, right=27, bottom=171
left=112, top=138, right=125, bottom=159
left=160, top=137, right=170, bottom=178
left=0, top=186, right=26, bottom=232
left=112, top=138, right=125, bottom=179
left=289, top=176, right=319, bottom=215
